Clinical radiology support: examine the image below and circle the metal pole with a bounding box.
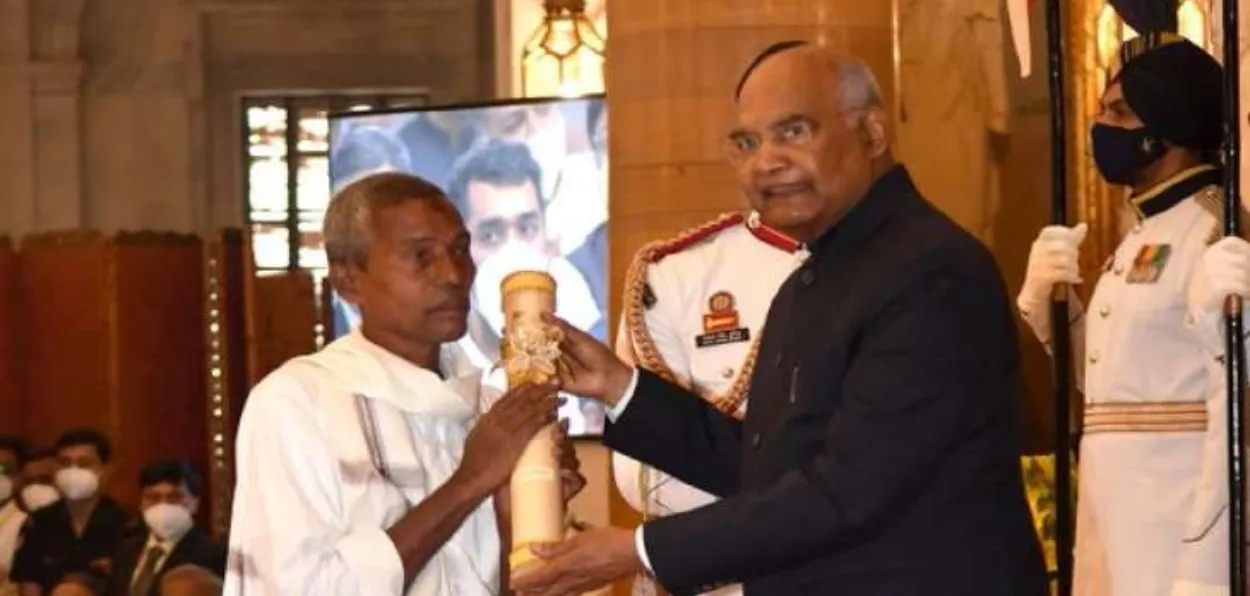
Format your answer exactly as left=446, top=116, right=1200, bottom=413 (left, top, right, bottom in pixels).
left=1044, top=1, right=1074, bottom=595
left=1222, top=0, right=1247, bottom=593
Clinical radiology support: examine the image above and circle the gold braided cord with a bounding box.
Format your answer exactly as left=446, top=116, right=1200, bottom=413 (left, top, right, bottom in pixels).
left=625, top=213, right=766, bottom=528
left=622, top=212, right=760, bottom=419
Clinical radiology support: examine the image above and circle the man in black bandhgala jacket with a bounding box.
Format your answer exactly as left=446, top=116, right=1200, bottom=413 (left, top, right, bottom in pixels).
left=513, top=41, right=1047, bottom=596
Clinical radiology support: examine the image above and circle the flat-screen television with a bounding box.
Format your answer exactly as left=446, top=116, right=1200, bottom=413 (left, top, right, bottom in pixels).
left=327, top=96, right=608, bottom=437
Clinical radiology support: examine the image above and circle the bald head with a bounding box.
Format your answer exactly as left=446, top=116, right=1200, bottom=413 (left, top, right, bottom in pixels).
left=736, top=42, right=883, bottom=115
left=726, top=42, right=893, bottom=243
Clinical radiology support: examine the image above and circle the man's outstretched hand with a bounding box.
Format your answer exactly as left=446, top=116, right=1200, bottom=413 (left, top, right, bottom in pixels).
left=512, top=526, right=645, bottom=596
left=544, top=315, right=634, bottom=407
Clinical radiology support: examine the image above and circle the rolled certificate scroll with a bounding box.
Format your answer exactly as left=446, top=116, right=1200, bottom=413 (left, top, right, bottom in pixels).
left=499, top=270, right=565, bottom=579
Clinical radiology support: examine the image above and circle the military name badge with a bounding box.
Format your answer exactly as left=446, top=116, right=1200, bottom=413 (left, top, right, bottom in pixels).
left=1126, top=244, right=1172, bottom=284
left=696, top=291, right=750, bottom=348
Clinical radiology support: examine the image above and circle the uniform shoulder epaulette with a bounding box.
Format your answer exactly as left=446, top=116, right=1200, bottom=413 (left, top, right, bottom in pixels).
left=640, top=212, right=745, bottom=265
left=1194, top=184, right=1250, bottom=244
left=621, top=212, right=746, bottom=386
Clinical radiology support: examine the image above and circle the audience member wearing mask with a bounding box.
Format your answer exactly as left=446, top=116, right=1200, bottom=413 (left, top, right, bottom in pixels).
left=18, top=450, right=60, bottom=514
left=0, top=436, right=31, bottom=596
left=109, top=460, right=223, bottom=596
left=11, top=429, right=127, bottom=596
left=480, top=103, right=605, bottom=255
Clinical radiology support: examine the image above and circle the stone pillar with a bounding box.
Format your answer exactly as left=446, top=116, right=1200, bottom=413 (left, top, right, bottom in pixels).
left=0, top=0, right=38, bottom=237
left=603, top=0, right=894, bottom=540
left=0, top=0, right=89, bottom=238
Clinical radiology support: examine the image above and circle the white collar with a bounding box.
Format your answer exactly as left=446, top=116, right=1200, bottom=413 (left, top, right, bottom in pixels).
left=311, top=329, right=485, bottom=420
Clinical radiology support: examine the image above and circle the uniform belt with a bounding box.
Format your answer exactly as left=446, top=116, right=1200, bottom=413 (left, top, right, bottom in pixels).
left=1083, top=401, right=1207, bottom=434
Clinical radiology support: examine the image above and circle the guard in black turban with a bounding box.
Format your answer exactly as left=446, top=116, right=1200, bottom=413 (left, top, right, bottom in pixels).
left=1016, top=31, right=1235, bottom=596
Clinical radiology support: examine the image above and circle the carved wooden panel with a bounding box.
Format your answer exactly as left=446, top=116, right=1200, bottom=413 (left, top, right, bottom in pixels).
left=111, top=232, right=207, bottom=511
left=247, top=271, right=316, bottom=386
left=18, top=231, right=111, bottom=450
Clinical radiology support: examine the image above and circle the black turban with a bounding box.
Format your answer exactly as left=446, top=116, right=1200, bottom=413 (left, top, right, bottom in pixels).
left=1113, top=32, right=1223, bottom=152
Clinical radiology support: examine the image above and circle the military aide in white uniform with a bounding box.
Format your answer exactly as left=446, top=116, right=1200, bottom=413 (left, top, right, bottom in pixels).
left=1016, top=34, right=1231, bottom=596
left=224, top=172, right=561, bottom=596
left=612, top=211, right=805, bottom=596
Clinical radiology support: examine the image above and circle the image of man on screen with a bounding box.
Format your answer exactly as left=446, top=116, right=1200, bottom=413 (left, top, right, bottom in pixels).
left=444, top=138, right=604, bottom=433
left=479, top=103, right=605, bottom=257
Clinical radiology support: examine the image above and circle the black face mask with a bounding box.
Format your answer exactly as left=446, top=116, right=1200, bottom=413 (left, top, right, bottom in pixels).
left=1091, top=124, right=1166, bottom=186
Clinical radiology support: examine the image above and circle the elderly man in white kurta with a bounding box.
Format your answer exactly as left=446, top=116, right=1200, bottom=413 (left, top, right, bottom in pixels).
left=223, top=172, right=571, bottom=596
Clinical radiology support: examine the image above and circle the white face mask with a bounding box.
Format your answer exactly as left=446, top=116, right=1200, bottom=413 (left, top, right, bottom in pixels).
left=20, top=483, right=60, bottom=511
left=472, top=241, right=555, bottom=335
left=143, top=503, right=194, bottom=541
left=55, top=467, right=99, bottom=501
left=0, top=474, right=11, bottom=502
left=471, top=244, right=600, bottom=336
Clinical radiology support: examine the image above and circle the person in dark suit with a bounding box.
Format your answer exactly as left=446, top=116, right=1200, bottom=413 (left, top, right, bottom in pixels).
left=108, top=460, right=223, bottom=596
left=11, top=429, right=129, bottom=595
left=512, top=41, right=1047, bottom=596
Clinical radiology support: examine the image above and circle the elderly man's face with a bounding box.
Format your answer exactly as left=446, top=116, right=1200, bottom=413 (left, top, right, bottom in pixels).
left=727, top=50, right=885, bottom=240
left=346, top=198, right=476, bottom=346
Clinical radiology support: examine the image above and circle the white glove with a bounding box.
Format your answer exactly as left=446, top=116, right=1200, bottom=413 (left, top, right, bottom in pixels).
left=1192, top=236, right=1250, bottom=314
left=1018, top=223, right=1088, bottom=313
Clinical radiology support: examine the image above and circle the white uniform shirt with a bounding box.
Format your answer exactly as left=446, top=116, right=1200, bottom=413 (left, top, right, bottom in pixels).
left=0, top=500, right=25, bottom=596
left=612, top=213, right=806, bottom=596
left=1021, top=166, right=1229, bottom=596
left=223, top=330, right=502, bottom=596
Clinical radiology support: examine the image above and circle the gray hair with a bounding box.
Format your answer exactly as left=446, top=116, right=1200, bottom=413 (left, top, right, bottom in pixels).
left=323, top=171, right=446, bottom=268
left=832, top=57, right=884, bottom=112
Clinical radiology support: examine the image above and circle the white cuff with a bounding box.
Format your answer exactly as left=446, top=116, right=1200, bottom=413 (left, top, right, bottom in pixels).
left=335, top=525, right=406, bottom=594
left=634, top=525, right=654, bottom=573
left=606, top=368, right=640, bottom=423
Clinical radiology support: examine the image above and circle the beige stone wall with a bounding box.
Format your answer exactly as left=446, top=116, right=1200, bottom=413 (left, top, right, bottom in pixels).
left=0, top=0, right=495, bottom=238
